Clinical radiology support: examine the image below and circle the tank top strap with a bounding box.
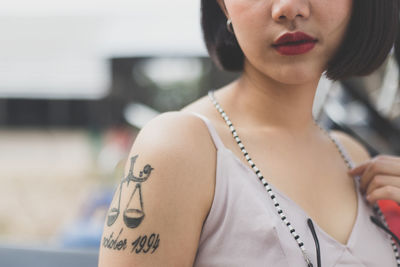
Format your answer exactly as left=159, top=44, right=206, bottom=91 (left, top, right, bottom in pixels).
left=187, top=112, right=226, bottom=151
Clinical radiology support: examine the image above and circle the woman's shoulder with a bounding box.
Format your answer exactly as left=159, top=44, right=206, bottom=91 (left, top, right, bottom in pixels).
left=131, top=92, right=220, bottom=170
left=131, top=108, right=217, bottom=170
left=329, top=130, right=371, bottom=165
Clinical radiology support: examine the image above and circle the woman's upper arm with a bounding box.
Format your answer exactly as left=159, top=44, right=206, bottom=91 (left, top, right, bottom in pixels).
left=98, top=112, right=216, bottom=267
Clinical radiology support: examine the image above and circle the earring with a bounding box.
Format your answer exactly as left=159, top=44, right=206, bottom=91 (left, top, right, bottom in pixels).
left=226, top=19, right=234, bottom=34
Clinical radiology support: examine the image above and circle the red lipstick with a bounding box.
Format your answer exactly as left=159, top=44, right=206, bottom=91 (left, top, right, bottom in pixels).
left=272, top=32, right=317, bottom=56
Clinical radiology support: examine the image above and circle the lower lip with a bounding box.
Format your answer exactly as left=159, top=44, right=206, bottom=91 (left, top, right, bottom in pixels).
left=274, top=41, right=316, bottom=55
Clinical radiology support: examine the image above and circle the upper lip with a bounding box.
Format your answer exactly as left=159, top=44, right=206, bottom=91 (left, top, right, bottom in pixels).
left=272, top=31, right=317, bottom=46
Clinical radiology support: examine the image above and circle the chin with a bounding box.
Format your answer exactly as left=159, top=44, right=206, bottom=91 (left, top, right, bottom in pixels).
left=266, top=65, right=323, bottom=85
left=279, top=73, right=319, bottom=85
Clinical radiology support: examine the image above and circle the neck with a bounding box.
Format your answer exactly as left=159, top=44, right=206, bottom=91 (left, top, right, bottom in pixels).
left=222, top=62, right=322, bottom=136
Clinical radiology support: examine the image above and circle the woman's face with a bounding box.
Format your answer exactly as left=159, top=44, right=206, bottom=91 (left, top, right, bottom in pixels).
left=218, top=0, right=353, bottom=84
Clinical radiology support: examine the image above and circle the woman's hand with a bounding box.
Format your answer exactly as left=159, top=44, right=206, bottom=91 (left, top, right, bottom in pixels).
left=348, top=155, right=400, bottom=205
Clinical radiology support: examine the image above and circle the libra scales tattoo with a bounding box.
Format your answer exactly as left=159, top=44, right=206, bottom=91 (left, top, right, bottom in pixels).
left=107, top=155, right=154, bottom=228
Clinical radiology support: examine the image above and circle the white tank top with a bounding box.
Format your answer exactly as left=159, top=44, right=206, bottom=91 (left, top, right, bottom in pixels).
left=190, top=112, right=397, bottom=267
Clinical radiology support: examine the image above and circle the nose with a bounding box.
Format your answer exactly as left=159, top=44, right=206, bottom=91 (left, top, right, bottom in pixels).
left=271, top=0, right=310, bottom=22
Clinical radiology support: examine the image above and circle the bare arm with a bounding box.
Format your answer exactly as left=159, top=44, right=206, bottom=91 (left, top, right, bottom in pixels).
left=98, top=112, right=216, bottom=267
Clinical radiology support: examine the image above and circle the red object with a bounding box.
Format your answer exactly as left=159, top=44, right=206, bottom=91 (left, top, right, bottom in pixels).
left=272, top=31, right=317, bottom=55
left=378, top=200, right=400, bottom=238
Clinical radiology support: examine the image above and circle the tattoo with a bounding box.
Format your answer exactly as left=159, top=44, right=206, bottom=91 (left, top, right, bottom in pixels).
left=107, top=155, right=154, bottom=228
left=102, top=228, right=127, bottom=251
left=131, top=234, right=160, bottom=254
left=102, top=228, right=160, bottom=254
left=103, top=155, right=160, bottom=255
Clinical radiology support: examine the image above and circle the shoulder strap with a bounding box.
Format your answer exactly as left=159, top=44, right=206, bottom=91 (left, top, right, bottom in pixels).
left=188, top=112, right=226, bottom=151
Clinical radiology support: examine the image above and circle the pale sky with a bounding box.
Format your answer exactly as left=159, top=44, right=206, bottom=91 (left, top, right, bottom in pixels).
left=0, top=0, right=205, bottom=98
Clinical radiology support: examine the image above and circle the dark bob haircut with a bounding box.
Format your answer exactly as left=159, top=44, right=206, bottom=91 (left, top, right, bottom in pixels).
left=201, top=0, right=400, bottom=81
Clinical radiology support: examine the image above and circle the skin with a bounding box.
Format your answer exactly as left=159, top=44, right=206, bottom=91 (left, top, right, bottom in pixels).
left=98, top=0, right=399, bottom=266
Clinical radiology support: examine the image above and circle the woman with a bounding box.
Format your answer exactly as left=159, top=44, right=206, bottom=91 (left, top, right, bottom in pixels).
left=98, top=0, right=400, bottom=266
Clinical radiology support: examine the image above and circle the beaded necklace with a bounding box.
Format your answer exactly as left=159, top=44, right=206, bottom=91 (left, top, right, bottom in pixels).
left=208, top=90, right=400, bottom=267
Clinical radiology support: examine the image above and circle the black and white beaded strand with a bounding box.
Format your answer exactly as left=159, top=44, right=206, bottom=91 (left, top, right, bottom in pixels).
left=372, top=206, right=400, bottom=266
left=208, top=91, right=314, bottom=266
left=208, top=90, right=400, bottom=267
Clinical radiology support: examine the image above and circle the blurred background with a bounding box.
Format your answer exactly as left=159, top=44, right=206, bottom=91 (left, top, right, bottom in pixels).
left=0, top=0, right=399, bottom=266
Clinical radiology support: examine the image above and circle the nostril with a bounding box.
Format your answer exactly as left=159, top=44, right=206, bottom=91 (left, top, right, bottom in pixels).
left=277, top=13, right=303, bottom=20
